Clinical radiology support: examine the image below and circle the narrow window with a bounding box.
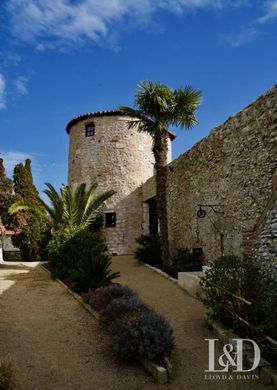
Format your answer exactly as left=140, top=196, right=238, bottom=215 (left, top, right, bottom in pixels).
left=105, top=212, right=116, bottom=228
left=85, top=123, right=95, bottom=137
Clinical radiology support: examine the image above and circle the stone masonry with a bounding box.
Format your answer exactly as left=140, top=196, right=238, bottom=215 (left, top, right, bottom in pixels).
left=253, top=198, right=277, bottom=267
left=67, top=111, right=172, bottom=254
left=142, top=85, right=277, bottom=262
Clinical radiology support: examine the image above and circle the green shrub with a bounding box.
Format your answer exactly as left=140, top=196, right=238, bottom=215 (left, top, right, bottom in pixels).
left=112, top=311, right=174, bottom=361
left=100, top=296, right=148, bottom=326
left=46, top=227, right=115, bottom=292
left=88, top=284, right=135, bottom=312
left=70, top=253, right=120, bottom=292
left=134, top=234, right=161, bottom=266
left=200, top=256, right=277, bottom=355
left=170, top=247, right=203, bottom=273
left=200, top=255, right=241, bottom=325
left=242, top=261, right=277, bottom=347
left=46, top=225, right=81, bottom=279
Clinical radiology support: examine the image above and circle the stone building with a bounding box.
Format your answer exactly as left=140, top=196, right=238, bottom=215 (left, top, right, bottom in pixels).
left=66, top=85, right=277, bottom=261
left=66, top=110, right=173, bottom=254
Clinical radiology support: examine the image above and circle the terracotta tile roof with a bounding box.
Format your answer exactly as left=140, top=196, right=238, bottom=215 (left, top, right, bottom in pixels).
left=65, top=109, right=176, bottom=140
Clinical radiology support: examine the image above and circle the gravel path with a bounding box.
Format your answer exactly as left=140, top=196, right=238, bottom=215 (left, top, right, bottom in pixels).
left=0, top=258, right=270, bottom=389
left=0, top=261, right=157, bottom=390
left=111, top=256, right=270, bottom=390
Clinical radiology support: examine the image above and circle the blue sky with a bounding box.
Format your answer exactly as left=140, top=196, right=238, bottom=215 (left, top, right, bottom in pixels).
left=0, top=0, right=276, bottom=196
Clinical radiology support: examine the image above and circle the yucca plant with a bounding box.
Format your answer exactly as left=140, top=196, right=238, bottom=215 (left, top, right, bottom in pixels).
left=71, top=253, right=120, bottom=292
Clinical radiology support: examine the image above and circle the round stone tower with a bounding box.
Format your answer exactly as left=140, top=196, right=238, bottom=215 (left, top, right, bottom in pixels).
left=66, top=109, right=173, bottom=254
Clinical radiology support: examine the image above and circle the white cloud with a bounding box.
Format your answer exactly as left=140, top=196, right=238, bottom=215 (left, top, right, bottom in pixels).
left=0, top=74, right=7, bottom=110
left=6, top=0, right=248, bottom=50
left=223, top=1, right=277, bottom=47
left=158, top=0, right=247, bottom=12
left=257, top=0, right=277, bottom=23
left=223, top=27, right=260, bottom=48
left=14, top=76, right=28, bottom=96
left=0, top=52, right=22, bottom=68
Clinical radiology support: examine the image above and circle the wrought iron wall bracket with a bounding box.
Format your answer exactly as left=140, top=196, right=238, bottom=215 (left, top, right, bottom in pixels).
left=197, top=204, right=225, bottom=217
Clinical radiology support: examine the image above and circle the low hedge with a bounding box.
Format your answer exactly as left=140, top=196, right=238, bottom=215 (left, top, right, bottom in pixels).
left=86, top=284, right=174, bottom=362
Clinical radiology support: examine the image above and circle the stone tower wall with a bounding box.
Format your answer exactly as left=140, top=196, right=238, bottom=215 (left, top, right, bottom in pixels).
left=68, top=114, right=159, bottom=254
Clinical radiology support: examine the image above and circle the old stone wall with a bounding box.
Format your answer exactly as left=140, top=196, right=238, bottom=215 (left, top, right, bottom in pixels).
left=68, top=114, right=158, bottom=254
left=143, top=85, right=277, bottom=262
left=253, top=199, right=277, bottom=266
left=2, top=235, right=18, bottom=251
left=1, top=234, right=21, bottom=261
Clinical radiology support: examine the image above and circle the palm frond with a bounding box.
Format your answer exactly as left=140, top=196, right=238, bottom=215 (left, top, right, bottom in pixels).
left=42, top=182, right=115, bottom=230
left=135, top=80, right=173, bottom=120
left=119, top=106, right=145, bottom=130
left=81, top=190, right=116, bottom=227
left=73, top=183, right=90, bottom=225
left=171, top=86, right=202, bottom=128
left=8, top=203, right=30, bottom=214
left=43, top=183, right=63, bottom=226
left=61, top=185, right=77, bottom=226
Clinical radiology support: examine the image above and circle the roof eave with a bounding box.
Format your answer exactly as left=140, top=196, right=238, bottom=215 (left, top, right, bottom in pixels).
left=66, top=109, right=176, bottom=140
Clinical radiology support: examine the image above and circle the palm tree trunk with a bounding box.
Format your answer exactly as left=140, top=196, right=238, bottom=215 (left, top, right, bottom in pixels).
left=153, top=133, right=170, bottom=264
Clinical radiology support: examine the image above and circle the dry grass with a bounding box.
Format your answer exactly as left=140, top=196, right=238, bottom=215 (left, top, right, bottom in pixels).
left=0, top=357, right=21, bottom=390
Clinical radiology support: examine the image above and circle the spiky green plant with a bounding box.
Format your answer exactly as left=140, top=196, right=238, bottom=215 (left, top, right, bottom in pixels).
left=11, top=182, right=115, bottom=230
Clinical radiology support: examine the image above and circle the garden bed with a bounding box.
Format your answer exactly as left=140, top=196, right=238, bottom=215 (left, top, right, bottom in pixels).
left=40, top=263, right=173, bottom=384
left=134, top=234, right=203, bottom=279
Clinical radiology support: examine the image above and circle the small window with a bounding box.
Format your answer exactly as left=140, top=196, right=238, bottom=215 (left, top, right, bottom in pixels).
left=105, top=212, right=116, bottom=228
left=85, top=123, right=95, bottom=137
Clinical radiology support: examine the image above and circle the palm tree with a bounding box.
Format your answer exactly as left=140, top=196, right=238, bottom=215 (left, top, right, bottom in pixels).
left=42, top=183, right=115, bottom=229
left=10, top=182, right=115, bottom=231
left=120, top=81, right=201, bottom=264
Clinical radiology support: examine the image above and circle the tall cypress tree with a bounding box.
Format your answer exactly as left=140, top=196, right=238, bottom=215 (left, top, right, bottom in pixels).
left=12, top=159, right=50, bottom=260
left=13, top=159, right=43, bottom=211
left=0, top=158, right=13, bottom=193
left=0, top=158, right=16, bottom=228
left=0, top=158, right=28, bottom=233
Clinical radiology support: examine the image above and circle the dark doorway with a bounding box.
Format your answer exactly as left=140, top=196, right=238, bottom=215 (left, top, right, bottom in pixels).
left=147, top=197, right=158, bottom=235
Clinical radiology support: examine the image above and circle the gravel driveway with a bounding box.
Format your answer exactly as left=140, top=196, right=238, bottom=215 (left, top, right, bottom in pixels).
left=0, top=261, right=157, bottom=390
left=0, top=258, right=270, bottom=389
